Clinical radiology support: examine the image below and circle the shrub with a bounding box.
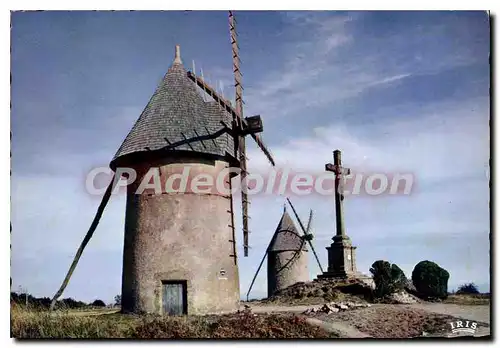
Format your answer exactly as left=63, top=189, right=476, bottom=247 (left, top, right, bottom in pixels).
left=411, top=261, right=449, bottom=300
left=114, top=295, right=121, bottom=306
left=370, top=260, right=407, bottom=298
left=11, top=292, right=54, bottom=310
left=59, top=297, right=87, bottom=309
left=390, top=264, right=407, bottom=291
left=456, top=283, right=480, bottom=295
left=91, top=299, right=106, bottom=307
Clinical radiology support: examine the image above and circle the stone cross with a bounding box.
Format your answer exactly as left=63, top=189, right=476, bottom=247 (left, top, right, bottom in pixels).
left=325, top=150, right=350, bottom=238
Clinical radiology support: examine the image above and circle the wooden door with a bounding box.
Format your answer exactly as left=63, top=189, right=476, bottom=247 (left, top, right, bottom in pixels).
left=162, top=281, right=186, bottom=315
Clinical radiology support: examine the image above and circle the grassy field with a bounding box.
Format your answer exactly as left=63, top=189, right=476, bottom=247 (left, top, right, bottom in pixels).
left=11, top=289, right=489, bottom=339
left=11, top=305, right=338, bottom=339
left=443, top=294, right=490, bottom=306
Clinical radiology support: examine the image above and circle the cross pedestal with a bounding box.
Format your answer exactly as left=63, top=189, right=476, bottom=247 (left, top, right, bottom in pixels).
left=318, top=150, right=359, bottom=280
left=318, top=236, right=358, bottom=279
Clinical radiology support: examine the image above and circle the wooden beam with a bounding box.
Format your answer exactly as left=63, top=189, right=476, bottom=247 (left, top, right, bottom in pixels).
left=187, top=71, right=244, bottom=125
left=187, top=71, right=276, bottom=166
left=50, top=175, right=117, bottom=310
left=286, top=198, right=324, bottom=273
left=229, top=10, right=250, bottom=257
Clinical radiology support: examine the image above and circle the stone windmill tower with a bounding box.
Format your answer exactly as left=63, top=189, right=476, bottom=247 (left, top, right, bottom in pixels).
left=110, top=46, right=242, bottom=315
left=267, top=209, right=309, bottom=297
left=246, top=199, right=324, bottom=300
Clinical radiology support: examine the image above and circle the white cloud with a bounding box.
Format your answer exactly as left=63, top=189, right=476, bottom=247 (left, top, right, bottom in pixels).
left=247, top=97, right=489, bottom=182
left=241, top=11, right=487, bottom=120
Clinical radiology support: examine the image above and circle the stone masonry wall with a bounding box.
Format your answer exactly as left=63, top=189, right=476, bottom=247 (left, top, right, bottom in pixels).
left=267, top=250, right=309, bottom=297
left=121, top=156, right=240, bottom=315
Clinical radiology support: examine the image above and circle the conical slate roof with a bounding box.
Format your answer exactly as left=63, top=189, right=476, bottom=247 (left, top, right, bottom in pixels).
left=269, top=210, right=308, bottom=252
left=110, top=45, right=235, bottom=168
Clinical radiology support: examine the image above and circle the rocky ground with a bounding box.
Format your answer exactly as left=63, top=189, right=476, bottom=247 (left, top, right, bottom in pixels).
left=259, top=278, right=375, bottom=306
left=246, top=278, right=491, bottom=339
left=245, top=302, right=491, bottom=338
left=313, top=304, right=489, bottom=338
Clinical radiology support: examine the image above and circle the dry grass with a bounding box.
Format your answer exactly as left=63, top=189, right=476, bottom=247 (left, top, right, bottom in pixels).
left=11, top=304, right=135, bottom=338
left=443, top=294, right=490, bottom=306
left=11, top=305, right=337, bottom=339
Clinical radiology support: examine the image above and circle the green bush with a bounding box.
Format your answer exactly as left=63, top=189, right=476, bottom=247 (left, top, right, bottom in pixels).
left=114, top=295, right=121, bottom=306
left=411, top=261, right=449, bottom=299
left=456, top=282, right=480, bottom=295
left=10, top=292, right=88, bottom=310
left=390, top=264, right=407, bottom=291
left=370, top=260, right=407, bottom=298
left=91, top=299, right=106, bottom=307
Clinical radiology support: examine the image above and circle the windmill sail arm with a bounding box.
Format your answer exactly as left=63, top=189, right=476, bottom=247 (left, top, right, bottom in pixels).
left=286, top=198, right=324, bottom=273
left=49, top=175, right=117, bottom=310
left=187, top=71, right=275, bottom=166
left=245, top=248, right=268, bottom=301
left=250, top=133, right=275, bottom=166
left=187, top=71, right=241, bottom=123
left=306, top=209, right=313, bottom=234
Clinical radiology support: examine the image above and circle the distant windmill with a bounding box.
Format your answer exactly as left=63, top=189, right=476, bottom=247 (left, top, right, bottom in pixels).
left=246, top=199, right=323, bottom=300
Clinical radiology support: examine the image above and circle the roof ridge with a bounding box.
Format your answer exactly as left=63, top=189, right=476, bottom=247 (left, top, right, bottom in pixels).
left=173, top=44, right=182, bottom=65
left=110, top=46, right=236, bottom=168
left=268, top=210, right=308, bottom=252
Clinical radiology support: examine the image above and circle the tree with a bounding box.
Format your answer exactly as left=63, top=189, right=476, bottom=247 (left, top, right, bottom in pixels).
left=369, top=260, right=401, bottom=298
left=60, top=297, right=86, bottom=309
left=390, top=264, right=407, bottom=291
left=370, top=260, right=393, bottom=297
left=114, top=294, right=122, bottom=306
left=412, top=260, right=449, bottom=299
left=91, top=299, right=106, bottom=307
left=370, top=260, right=408, bottom=298
left=456, top=282, right=480, bottom=295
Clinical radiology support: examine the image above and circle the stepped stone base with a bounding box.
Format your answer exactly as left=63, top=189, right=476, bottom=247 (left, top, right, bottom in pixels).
left=316, top=235, right=374, bottom=289
left=319, top=235, right=357, bottom=277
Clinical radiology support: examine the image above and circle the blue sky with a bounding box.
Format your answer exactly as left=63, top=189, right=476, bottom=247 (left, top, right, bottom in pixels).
left=11, top=11, right=490, bottom=303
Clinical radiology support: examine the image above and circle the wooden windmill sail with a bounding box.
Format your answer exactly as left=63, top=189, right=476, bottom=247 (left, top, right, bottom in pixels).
left=230, top=10, right=250, bottom=258
left=178, top=11, right=319, bottom=260
left=187, top=11, right=275, bottom=257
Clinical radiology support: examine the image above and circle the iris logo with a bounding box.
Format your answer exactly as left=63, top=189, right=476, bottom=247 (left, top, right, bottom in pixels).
left=449, top=320, right=478, bottom=335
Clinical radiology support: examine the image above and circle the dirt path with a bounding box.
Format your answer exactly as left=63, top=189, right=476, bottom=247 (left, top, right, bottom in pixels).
left=247, top=304, right=312, bottom=314
left=408, top=303, right=490, bottom=324
left=246, top=303, right=490, bottom=323
left=408, top=303, right=490, bottom=337
left=64, top=308, right=120, bottom=316
left=246, top=304, right=373, bottom=338
left=304, top=317, right=372, bottom=338
left=245, top=303, right=491, bottom=338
